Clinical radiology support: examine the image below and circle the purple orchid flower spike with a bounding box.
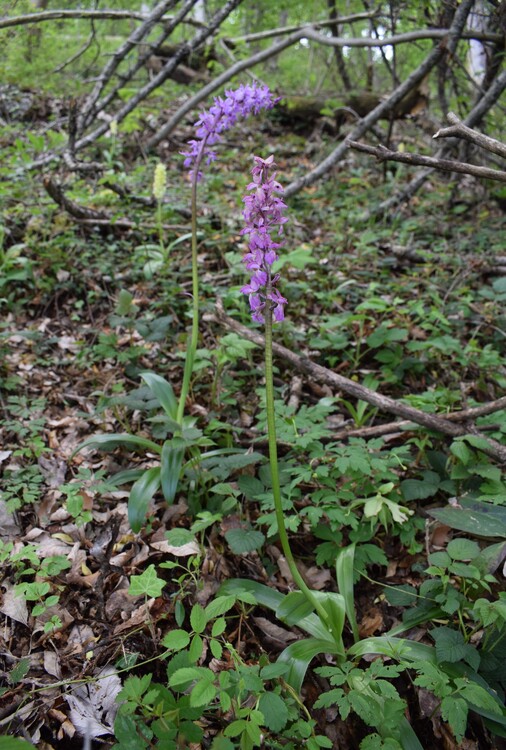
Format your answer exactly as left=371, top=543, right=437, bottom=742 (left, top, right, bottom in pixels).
left=181, top=84, right=278, bottom=180
left=241, top=155, right=288, bottom=323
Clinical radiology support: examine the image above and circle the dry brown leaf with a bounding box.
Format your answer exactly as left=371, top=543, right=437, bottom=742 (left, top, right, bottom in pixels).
left=0, top=582, right=29, bottom=626
left=0, top=499, right=20, bottom=539
left=65, top=666, right=121, bottom=739
left=44, top=649, right=61, bottom=678
left=113, top=599, right=155, bottom=635
left=358, top=610, right=384, bottom=638
left=252, top=616, right=298, bottom=646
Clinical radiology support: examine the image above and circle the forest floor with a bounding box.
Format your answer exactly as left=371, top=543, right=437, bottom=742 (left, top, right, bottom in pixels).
left=1, top=93, right=506, bottom=749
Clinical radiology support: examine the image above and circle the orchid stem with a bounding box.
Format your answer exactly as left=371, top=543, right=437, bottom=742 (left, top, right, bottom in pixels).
left=264, top=307, right=331, bottom=632
left=176, top=168, right=200, bottom=427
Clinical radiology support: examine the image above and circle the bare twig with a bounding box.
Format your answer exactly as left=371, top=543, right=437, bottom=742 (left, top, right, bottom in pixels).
left=0, top=8, right=204, bottom=30
left=147, top=28, right=307, bottom=149
left=368, top=67, right=506, bottom=217
left=284, top=0, right=475, bottom=198
left=303, top=27, right=502, bottom=48
left=228, top=11, right=381, bottom=43
left=76, top=0, right=243, bottom=152
left=330, top=397, right=506, bottom=440
left=210, top=305, right=506, bottom=463
left=433, top=111, right=506, bottom=159
left=347, top=140, right=506, bottom=182
left=78, top=0, right=181, bottom=133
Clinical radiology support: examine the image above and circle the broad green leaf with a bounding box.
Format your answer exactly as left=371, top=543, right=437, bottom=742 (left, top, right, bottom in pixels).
left=128, top=564, right=164, bottom=598
left=428, top=505, right=506, bottom=539
left=384, top=584, right=418, bottom=607
left=74, top=433, right=161, bottom=457
left=276, top=591, right=314, bottom=625
left=165, top=528, right=196, bottom=546
left=447, top=538, right=480, bottom=561
left=128, top=466, right=161, bottom=532
left=401, top=478, right=439, bottom=501
left=224, top=528, right=265, bottom=554
left=219, top=578, right=331, bottom=640
left=169, top=666, right=202, bottom=690
left=258, top=692, right=289, bottom=732
left=349, top=637, right=438, bottom=665
left=141, top=372, right=178, bottom=420
left=160, top=437, right=185, bottom=503
left=277, top=637, right=343, bottom=693
left=316, top=591, right=346, bottom=647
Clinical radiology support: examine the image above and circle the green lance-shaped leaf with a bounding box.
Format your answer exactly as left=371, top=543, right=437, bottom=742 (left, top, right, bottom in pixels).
left=128, top=466, right=161, bottom=532
left=160, top=436, right=185, bottom=503
left=335, top=543, right=359, bottom=643
left=141, top=371, right=178, bottom=420
left=277, top=637, right=343, bottom=693
left=73, top=433, right=161, bottom=457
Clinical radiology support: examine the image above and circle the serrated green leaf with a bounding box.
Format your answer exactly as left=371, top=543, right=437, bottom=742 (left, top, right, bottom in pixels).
left=190, top=604, right=208, bottom=634
left=447, top=538, right=480, bottom=561
left=401, top=478, right=439, bottom=501
left=258, top=692, right=289, bottom=732
left=169, top=666, right=202, bottom=689
left=224, top=527, right=265, bottom=554
left=205, top=595, right=236, bottom=620
left=141, top=372, right=178, bottom=420
left=384, top=584, right=418, bottom=607
left=162, top=629, right=191, bottom=651
left=190, top=677, right=217, bottom=707
left=128, top=466, right=161, bottom=533
left=260, top=662, right=290, bottom=680
left=441, top=696, right=468, bottom=742
left=165, top=528, right=195, bottom=546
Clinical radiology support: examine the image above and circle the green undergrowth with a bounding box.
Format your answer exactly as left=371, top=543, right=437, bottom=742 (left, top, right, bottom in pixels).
left=1, top=117, right=505, bottom=749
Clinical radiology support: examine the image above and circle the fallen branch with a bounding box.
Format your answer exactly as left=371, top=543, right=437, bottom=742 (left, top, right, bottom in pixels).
left=211, top=304, right=506, bottom=463
left=329, top=397, right=506, bottom=440
left=433, top=112, right=506, bottom=159
left=346, top=140, right=506, bottom=183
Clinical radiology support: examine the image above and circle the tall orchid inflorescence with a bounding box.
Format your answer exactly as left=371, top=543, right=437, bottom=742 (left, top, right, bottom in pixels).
left=181, top=84, right=278, bottom=180
left=241, top=155, right=288, bottom=323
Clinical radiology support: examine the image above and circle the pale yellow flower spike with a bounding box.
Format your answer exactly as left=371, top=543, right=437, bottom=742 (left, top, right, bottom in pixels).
left=153, top=162, right=167, bottom=203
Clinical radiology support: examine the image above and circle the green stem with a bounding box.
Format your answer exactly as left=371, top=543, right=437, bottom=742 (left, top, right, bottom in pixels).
left=264, top=306, right=331, bottom=632
left=176, top=156, right=201, bottom=426
left=156, top=201, right=165, bottom=259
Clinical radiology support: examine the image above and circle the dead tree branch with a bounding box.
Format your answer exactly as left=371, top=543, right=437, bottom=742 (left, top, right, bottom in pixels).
left=211, top=305, right=506, bottom=463
left=284, top=0, right=475, bottom=198
left=0, top=8, right=188, bottom=29
left=303, top=27, right=502, bottom=48
left=147, top=28, right=307, bottom=149
left=228, top=11, right=381, bottom=43
left=346, top=140, right=506, bottom=182
left=369, top=67, right=506, bottom=217
left=78, top=0, right=181, bottom=134
left=433, top=112, right=506, bottom=159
